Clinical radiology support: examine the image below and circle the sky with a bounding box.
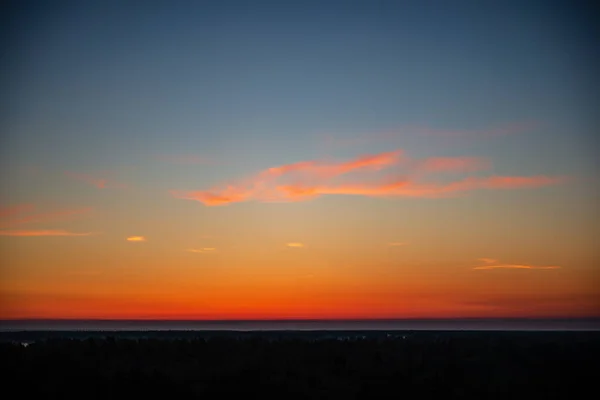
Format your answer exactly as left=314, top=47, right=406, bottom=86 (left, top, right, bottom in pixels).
left=1, top=0, right=598, bottom=320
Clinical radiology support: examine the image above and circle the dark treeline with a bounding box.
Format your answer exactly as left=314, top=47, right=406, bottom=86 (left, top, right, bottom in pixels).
left=1, top=331, right=598, bottom=399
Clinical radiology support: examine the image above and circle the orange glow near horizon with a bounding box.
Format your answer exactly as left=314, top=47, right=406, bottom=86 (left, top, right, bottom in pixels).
left=1, top=239, right=598, bottom=320
left=1, top=136, right=598, bottom=321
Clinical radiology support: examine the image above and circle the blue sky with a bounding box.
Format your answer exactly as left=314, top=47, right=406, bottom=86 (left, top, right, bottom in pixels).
left=1, top=1, right=598, bottom=319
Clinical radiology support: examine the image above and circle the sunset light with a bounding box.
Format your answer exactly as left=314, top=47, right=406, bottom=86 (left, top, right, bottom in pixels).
left=1, top=0, right=597, bottom=323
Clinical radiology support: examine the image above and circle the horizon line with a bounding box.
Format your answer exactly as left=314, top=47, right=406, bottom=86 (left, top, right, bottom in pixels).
left=2, top=317, right=599, bottom=322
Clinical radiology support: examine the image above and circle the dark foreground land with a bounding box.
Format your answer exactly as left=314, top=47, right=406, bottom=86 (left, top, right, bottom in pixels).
left=1, top=330, right=598, bottom=399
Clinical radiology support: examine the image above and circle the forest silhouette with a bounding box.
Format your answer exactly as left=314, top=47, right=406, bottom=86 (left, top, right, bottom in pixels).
left=1, top=330, right=598, bottom=399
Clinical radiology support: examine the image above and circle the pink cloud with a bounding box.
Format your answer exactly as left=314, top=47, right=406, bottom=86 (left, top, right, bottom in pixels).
left=172, top=148, right=565, bottom=206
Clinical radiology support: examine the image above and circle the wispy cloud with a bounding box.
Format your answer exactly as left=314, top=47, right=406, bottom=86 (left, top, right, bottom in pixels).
left=126, top=236, right=146, bottom=242
left=388, top=242, right=408, bottom=247
left=0, top=205, right=94, bottom=228
left=172, top=148, right=565, bottom=206
left=474, top=264, right=560, bottom=270
left=264, top=150, right=403, bottom=179
left=172, top=150, right=405, bottom=206
left=187, top=248, right=216, bottom=253
left=473, top=258, right=560, bottom=270
left=286, top=243, right=305, bottom=248
left=156, top=155, right=211, bottom=165
left=275, top=175, right=564, bottom=200
left=0, top=229, right=98, bottom=237
left=65, top=171, right=127, bottom=189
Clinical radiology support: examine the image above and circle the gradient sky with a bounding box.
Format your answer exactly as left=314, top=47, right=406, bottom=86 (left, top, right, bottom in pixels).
left=1, top=0, right=598, bottom=320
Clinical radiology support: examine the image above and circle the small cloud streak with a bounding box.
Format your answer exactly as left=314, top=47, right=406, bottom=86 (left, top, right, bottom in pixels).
left=65, top=171, right=127, bottom=189
left=286, top=243, right=305, bottom=248
left=474, top=258, right=560, bottom=270
left=0, top=229, right=97, bottom=237
left=474, top=264, right=560, bottom=270
left=187, top=248, right=216, bottom=253
left=126, top=236, right=146, bottom=242
left=388, top=242, right=408, bottom=247
left=172, top=147, right=565, bottom=206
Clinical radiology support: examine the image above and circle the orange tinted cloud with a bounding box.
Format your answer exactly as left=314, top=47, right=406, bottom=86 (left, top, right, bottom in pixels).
left=173, top=147, right=565, bottom=206
left=286, top=242, right=305, bottom=248
left=65, top=171, right=127, bottom=189
left=264, top=150, right=403, bottom=179
left=275, top=175, right=562, bottom=201
left=388, top=242, right=408, bottom=247
left=478, top=175, right=565, bottom=189
left=172, top=150, right=404, bottom=205
left=473, top=257, right=560, bottom=270
left=171, top=188, right=253, bottom=206
left=474, top=264, right=560, bottom=270
left=126, top=236, right=146, bottom=242
left=0, top=229, right=97, bottom=237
